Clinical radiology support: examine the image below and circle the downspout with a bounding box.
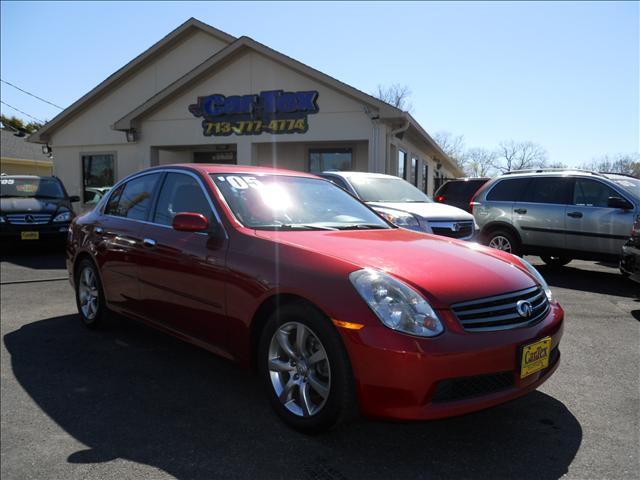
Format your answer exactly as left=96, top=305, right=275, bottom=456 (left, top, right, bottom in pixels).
left=386, top=115, right=410, bottom=175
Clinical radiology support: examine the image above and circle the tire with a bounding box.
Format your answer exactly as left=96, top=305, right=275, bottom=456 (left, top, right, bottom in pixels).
left=258, top=301, right=357, bottom=433
left=75, top=258, right=109, bottom=329
left=485, top=229, right=521, bottom=256
left=540, top=256, right=572, bottom=267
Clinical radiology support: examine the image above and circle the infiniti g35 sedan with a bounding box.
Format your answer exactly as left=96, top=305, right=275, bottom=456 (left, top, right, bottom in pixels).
left=67, top=164, right=564, bottom=432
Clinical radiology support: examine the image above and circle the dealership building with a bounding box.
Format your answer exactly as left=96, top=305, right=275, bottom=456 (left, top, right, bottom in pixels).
left=29, top=18, right=461, bottom=204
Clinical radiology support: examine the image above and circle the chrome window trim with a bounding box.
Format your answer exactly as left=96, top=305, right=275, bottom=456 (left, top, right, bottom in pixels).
left=100, top=168, right=228, bottom=239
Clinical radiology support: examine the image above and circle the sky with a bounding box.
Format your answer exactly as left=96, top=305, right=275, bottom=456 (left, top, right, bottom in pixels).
left=1, top=1, right=638, bottom=166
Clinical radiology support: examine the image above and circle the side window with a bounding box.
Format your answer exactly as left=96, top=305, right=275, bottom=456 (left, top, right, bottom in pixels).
left=104, top=184, right=124, bottom=215
left=522, top=177, right=573, bottom=204
left=326, top=176, right=350, bottom=192
left=486, top=178, right=531, bottom=201
left=105, top=173, right=161, bottom=220
left=154, top=173, right=212, bottom=226
left=574, top=179, right=621, bottom=207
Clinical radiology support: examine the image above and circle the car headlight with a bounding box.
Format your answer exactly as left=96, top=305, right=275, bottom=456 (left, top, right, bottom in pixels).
left=374, top=208, right=420, bottom=229
left=518, top=257, right=553, bottom=302
left=349, top=269, right=443, bottom=337
left=53, top=211, right=72, bottom=223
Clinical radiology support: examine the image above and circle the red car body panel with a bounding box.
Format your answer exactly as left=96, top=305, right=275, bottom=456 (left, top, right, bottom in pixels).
left=67, top=164, right=564, bottom=420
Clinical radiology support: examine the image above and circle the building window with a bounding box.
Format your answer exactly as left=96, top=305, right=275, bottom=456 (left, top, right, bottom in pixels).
left=309, top=148, right=353, bottom=173
left=422, top=162, right=429, bottom=193
left=410, top=156, right=418, bottom=186
left=398, top=149, right=407, bottom=179
left=82, top=154, right=115, bottom=203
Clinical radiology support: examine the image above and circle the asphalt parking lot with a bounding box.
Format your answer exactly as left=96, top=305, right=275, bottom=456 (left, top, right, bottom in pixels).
left=1, top=248, right=638, bottom=480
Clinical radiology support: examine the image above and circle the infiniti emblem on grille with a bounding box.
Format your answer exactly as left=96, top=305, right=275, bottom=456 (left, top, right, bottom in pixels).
left=452, top=223, right=460, bottom=232
left=25, top=214, right=35, bottom=224
left=516, top=300, right=533, bottom=318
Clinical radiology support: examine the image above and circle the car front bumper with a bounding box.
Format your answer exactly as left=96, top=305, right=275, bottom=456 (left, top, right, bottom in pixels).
left=338, top=302, right=564, bottom=420
left=0, top=223, right=70, bottom=242
left=620, top=239, right=640, bottom=283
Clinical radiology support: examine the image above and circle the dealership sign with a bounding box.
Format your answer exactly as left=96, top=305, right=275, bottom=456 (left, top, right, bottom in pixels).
left=188, top=90, right=319, bottom=136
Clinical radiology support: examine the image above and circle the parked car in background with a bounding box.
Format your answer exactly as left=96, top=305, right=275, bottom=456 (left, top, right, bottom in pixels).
left=320, top=171, right=477, bottom=240
left=0, top=174, right=79, bottom=244
left=620, top=213, right=640, bottom=283
left=68, top=164, right=563, bottom=432
left=434, top=177, right=490, bottom=213
left=472, top=169, right=639, bottom=265
left=84, top=186, right=112, bottom=206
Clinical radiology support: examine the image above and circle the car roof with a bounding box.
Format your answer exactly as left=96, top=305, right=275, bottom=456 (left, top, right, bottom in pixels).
left=0, top=174, right=56, bottom=180
left=320, top=171, right=398, bottom=180
left=153, top=164, right=321, bottom=179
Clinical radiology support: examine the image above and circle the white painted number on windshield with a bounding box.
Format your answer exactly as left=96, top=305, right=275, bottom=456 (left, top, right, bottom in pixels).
left=217, top=176, right=264, bottom=190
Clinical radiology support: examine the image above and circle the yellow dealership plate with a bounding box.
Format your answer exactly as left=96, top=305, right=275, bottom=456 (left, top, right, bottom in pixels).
left=21, top=231, right=39, bottom=240
left=520, top=336, right=551, bottom=378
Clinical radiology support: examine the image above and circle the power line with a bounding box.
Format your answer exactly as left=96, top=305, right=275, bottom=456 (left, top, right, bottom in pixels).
left=0, top=79, right=64, bottom=110
left=0, top=101, right=45, bottom=124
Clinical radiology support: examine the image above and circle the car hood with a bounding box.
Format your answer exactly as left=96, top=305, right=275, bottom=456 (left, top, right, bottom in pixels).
left=0, top=197, right=66, bottom=214
left=254, top=228, right=536, bottom=306
left=367, top=201, right=474, bottom=221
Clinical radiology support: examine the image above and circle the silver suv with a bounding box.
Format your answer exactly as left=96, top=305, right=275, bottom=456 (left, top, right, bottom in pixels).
left=472, top=169, right=640, bottom=265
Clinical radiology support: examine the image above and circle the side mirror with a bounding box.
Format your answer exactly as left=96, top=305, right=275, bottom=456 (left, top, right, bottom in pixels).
left=69, top=195, right=81, bottom=203
left=172, top=212, right=209, bottom=232
left=607, top=196, right=632, bottom=210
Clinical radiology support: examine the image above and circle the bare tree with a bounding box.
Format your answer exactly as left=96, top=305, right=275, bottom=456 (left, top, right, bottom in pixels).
left=433, top=131, right=467, bottom=172
left=373, top=84, right=413, bottom=112
left=493, top=140, right=548, bottom=173
left=579, top=153, right=640, bottom=177
left=466, top=148, right=498, bottom=177
left=547, top=161, right=568, bottom=169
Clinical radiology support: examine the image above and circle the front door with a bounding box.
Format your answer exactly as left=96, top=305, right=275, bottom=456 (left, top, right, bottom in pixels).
left=137, top=171, right=230, bottom=355
left=565, top=178, right=635, bottom=255
left=512, top=176, right=574, bottom=250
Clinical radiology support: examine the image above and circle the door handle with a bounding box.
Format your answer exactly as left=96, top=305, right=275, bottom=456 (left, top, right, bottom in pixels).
left=514, top=208, right=527, bottom=214
left=567, top=212, right=583, bottom=218
left=143, top=238, right=156, bottom=247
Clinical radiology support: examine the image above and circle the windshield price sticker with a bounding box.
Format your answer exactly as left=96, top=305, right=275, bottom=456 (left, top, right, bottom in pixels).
left=217, top=176, right=264, bottom=190
left=189, top=90, right=319, bottom=137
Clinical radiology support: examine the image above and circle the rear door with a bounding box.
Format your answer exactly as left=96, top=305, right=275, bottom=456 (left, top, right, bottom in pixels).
left=513, top=176, right=574, bottom=249
left=93, top=172, right=162, bottom=315
left=566, top=178, right=635, bottom=255
left=475, top=177, right=531, bottom=230
left=137, top=171, right=230, bottom=352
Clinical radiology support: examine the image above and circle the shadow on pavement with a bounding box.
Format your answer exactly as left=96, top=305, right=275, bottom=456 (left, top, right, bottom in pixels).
left=535, top=263, right=638, bottom=298
left=0, top=248, right=66, bottom=271
left=4, top=314, right=582, bottom=480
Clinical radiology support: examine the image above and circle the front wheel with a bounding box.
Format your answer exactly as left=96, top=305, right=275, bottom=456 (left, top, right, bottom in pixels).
left=541, top=256, right=572, bottom=267
left=258, top=302, right=356, bottom=433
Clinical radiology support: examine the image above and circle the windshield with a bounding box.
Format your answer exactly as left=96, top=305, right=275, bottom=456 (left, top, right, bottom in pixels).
left=0, top=177, right=65, bottom=199
left=211, top=173, right=391, bottom=230
left=609, top=177, right=640, bottom=199
left=348, top=176, right=432, bottom=203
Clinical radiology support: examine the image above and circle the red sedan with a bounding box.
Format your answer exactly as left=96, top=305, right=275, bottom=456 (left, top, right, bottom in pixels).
left=67, top=165, right=564, bottom=432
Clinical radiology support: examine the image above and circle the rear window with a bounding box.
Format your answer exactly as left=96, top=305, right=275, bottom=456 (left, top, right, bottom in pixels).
left=486, top=178, right=531, bottom=201
left=437, top=180, right=487, bottom=200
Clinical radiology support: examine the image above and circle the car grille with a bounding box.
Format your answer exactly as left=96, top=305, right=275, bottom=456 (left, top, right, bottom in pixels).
left=5, top=214, right=52, bottom=225
left=451, top=285, right=550, bottom=332
left=429, top=220, right=474, bottom=239
left=432, top=371, right=514, bottom=403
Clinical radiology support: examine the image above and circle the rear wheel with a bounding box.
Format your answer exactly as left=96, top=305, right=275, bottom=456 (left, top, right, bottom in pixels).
left=258, top=302, right=356, bottom=433
left=541, top=256, right=572, bottom=267
left=485, top=229, right=521, bottom=256
left=75, top=259, right=109, bottom=329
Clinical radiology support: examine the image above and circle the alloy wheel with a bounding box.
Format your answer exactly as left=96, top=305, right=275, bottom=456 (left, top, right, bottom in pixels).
left=489, top=235, right=513, bottom=253
left=267, top=321, right=331, bottom=417
left=78, top=266, right=99, bottom=320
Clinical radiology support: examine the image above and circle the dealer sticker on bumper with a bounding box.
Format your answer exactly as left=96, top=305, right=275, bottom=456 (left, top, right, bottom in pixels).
left=520, top=336, right=551, bottom=378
